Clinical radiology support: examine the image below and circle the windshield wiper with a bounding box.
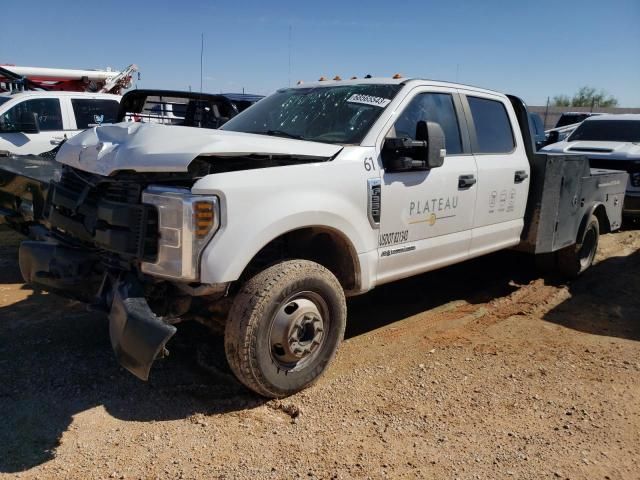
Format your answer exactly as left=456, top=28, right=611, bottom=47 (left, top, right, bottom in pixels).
left=264, top=129, right=305, bottom=140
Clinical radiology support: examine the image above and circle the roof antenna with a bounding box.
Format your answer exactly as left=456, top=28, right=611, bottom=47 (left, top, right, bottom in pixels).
left=200, top=33, right=204, bottom=95
left=199, top=33, right=204, bottom=127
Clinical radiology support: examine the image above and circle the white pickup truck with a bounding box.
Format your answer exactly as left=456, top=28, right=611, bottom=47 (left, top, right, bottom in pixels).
left=0, top=91, right=120, bottom=155
left=543, top=114, right=640, bottom=217
left=19, top=77, right=626, bottom=398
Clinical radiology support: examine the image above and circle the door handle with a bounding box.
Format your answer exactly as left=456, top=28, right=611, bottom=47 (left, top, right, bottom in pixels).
left=50, top=135, right=66, bottom=145
left=458, top=174, right=476, bottom=189
left=514, top=170, right=529, bottom=183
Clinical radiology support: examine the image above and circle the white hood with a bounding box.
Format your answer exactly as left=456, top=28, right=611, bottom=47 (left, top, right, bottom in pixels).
left=56, top=122, right=343, bottom=176
left=543, top=140, right=640, bottom=160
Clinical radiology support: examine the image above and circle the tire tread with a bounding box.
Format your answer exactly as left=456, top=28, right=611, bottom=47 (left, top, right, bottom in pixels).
left=224, top=260, right=346, bottom=398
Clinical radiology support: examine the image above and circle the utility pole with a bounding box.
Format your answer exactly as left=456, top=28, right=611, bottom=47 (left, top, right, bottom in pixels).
left=200, top=33, right=204, bottom=96
left=544, top=96, right=550, bottom=129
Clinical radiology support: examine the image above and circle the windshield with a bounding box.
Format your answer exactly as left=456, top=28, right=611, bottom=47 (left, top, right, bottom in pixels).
left=568, top=120, right=640, bottom=143
left=556, top=113, right=590, bottom=128
left=220, top=84, right=402, bottom=144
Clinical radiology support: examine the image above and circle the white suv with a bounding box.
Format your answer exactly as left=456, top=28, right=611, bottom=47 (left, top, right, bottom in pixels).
left=0, top=91, right=121, bottom=155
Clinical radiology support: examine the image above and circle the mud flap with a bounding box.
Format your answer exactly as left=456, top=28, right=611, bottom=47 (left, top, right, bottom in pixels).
left=108, top=275, right=177, bottom=381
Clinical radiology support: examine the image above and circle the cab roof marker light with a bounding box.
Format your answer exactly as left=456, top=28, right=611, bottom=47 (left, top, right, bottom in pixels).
left=392, top=73, right=403, bottom=79
left=333, top=75, right=342, bottom=81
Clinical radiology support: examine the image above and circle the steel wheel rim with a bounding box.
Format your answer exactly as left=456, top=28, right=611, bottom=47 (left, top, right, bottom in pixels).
left=579, top=226, right=597, bottom=268
left=269, top=291, right=329, bottom=371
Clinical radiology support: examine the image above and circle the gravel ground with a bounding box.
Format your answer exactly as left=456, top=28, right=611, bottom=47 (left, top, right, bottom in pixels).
left=0, top=227, right=639, bottom=480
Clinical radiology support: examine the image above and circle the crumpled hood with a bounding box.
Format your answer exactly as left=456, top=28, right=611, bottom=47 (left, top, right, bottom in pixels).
left=56, top=122, right=343, bottom=176
left=543, top=140, right=640, bottom=160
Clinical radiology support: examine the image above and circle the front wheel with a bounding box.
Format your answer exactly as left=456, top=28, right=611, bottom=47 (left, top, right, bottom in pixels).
left=224, top=260, right=347, bottom=398
left=557, top=214, right=599, bottom=278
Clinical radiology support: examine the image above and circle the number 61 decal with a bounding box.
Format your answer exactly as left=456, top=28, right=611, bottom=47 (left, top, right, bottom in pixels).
left=363, top=156, right=376, bottom=171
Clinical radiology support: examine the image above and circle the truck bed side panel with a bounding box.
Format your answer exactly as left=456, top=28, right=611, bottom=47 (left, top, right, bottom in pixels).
left=517, top=153, right=626, bottom=254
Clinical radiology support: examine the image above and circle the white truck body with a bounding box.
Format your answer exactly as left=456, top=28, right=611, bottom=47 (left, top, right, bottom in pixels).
left=19, top=78, right=626, bottom=397
left=0, top=91, right=121, bottom=155
left=55, top=79, right=529, bottom=292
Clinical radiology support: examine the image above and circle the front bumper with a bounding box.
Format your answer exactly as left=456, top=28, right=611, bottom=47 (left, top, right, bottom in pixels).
left=19, top=240, right=176, bottom=380
left=623, top=194, right=640, bottom=217
left=107, top=274, right=177, bottom=380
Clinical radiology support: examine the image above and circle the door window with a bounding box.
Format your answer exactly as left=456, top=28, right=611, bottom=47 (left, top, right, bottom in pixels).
left=390, top=93, right=463, bottom=154
left=71, top=99, right=120, bottom=129
left=0, top=98, right=63, bottom=131
left=467, top=96, right=515, bottom=153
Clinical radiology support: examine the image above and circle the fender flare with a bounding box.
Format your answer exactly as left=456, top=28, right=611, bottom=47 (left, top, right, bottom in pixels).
left=576, top=202, right=608, bottom=242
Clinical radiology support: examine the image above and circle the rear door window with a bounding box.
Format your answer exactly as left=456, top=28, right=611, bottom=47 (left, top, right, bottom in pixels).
left=467, top=96, right=515, bottom=153
left=71, top=99, right=120, bottom=129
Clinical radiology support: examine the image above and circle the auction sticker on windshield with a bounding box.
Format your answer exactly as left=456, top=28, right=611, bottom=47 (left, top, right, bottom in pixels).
left=347, top=94, right=391, bottom=108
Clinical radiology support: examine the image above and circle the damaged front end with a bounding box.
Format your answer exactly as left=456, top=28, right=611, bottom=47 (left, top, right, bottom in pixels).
left=18, top=125, right=339, bottom=380
left=19, top=238, right=177, bottom=380
left=17, top=164, right=221, bottom=380
left=107, top=274, right=177, bottom=380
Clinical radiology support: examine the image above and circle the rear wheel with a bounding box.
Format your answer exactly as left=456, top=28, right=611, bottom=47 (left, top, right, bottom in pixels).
left=557, top=214, right=599, bottom=278
left=224, top=260, right=346, bottom=398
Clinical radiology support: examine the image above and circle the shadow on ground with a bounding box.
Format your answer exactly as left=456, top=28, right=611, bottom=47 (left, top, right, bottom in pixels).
left=543, top=249, right=640, bottom=341
left=0, top=229, right=638, bottom=472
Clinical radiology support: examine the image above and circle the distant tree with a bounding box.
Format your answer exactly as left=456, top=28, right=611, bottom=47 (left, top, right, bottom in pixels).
left=552, top=95, right=571, bottom=107
left=553, top=86, right=618, bottom=108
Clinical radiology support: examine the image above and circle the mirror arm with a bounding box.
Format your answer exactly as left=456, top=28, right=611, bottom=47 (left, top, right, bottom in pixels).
left=409, top=159, right=427, bottom=169
left=408, top=140, right=427, bottom=149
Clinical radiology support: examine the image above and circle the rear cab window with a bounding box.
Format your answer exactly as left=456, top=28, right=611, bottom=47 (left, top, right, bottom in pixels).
left=71, top=99, right=120, bottom=129
left=466, top=96, right=515, bottom=154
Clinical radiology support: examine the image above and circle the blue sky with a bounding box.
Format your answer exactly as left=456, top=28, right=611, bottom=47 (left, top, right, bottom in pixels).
left=3, top=0, right=639, bottom=106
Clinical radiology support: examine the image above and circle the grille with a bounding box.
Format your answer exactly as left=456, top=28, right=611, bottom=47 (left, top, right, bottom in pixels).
left=103, top=183, right=143, bottom=204
left=49, top=167, right=158, bottom=261
left=588, top=158, right=640, bottom=173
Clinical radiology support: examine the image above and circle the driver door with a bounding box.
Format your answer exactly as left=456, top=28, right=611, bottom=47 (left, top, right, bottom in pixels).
left=376, top=88, right=478, bottom=284
left=0, top=98, right=66, bottom=155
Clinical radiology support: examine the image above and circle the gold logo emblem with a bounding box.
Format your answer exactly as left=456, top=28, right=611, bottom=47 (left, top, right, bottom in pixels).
left=428, top=213, right=437, bottom=226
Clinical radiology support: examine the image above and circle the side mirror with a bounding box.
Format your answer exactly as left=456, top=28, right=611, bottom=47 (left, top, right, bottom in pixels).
left=382, top=121, right=446, bottom=172
left=421, top=120, right=446, bottom=169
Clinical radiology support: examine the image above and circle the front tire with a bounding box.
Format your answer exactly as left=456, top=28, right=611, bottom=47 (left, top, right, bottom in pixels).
left=224, top=260, right=347, bottom=398
left=557, top=214, right=599, bottom=278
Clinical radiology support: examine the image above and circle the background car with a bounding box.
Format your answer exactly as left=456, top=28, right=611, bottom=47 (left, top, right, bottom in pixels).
left=542, top=114, right=640, bottom=216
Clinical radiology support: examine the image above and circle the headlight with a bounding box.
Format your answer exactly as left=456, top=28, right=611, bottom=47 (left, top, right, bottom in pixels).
left=141, top=186, right=220, bottom=281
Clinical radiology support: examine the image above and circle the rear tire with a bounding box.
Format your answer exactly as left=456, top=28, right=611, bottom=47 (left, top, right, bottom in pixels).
left=557, top=215, right=599, bottom=278
left=224, top=260, right=347, bottom=398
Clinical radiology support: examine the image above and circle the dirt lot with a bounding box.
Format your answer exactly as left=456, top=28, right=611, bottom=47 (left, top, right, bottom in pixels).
left=0, top=227, right=639, bottom=480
